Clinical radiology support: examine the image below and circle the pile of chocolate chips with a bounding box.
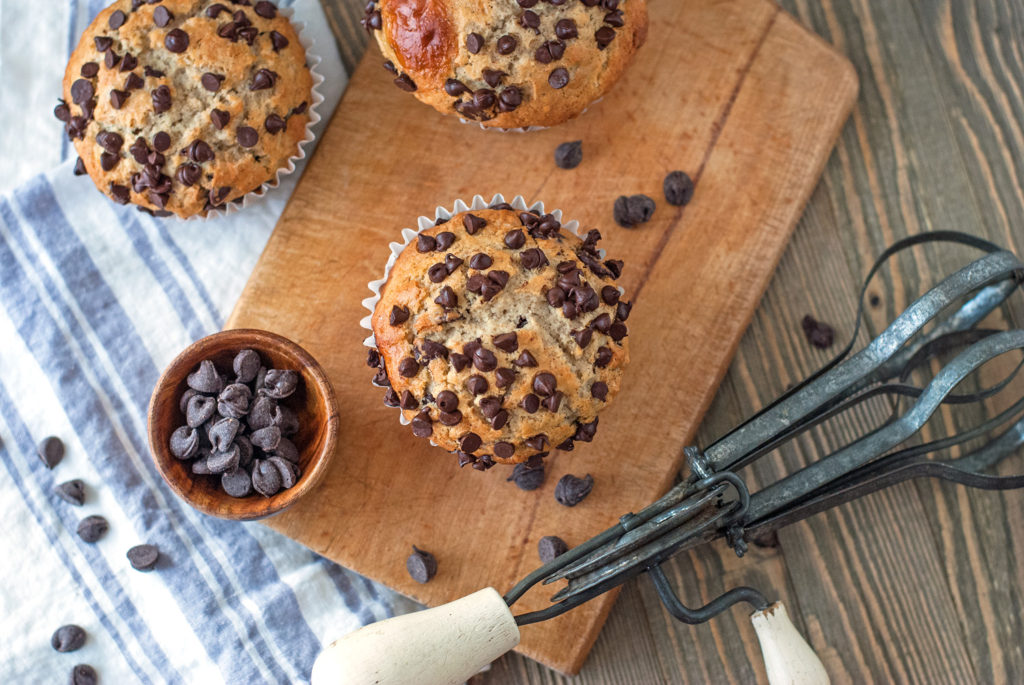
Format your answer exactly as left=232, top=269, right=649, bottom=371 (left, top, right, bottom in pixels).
left=169, top=350, right=302, bottom=498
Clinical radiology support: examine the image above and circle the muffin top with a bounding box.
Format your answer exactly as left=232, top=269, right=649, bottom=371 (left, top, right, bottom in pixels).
left=369, top=205, right=631, bottom=468
left=57, top=0, right=313, bottom=218
left=362, top=0, right=648, bottom=129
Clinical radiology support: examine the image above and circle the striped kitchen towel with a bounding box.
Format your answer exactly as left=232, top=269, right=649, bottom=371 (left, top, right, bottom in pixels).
left=0, top=1, right=415, bottom=683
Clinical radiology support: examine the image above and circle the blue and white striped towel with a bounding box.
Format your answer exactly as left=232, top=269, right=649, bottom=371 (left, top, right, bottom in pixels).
left=0, top=1, right=416, bottom=682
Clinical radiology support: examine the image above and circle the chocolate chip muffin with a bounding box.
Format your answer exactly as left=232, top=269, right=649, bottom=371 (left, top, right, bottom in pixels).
left=361, top=0, right=647, bottom=129
left=56, top=0, right=314, bottom=218
left=368, top=203, right=631, bottom=470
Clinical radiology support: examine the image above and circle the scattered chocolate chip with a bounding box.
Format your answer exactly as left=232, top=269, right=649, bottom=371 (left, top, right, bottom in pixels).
left=472, top=347, right=498, bottom=372
left=609, top=321, right=628, bottom=341
left=80, top=62, right=99, bottom=78
left=109, top=183, right=130, bottom=204
left=614, top=194, right=656, bottom=227
left=54, top=102, right=71, bottom=122
left=389, top=305, right=410, bottom=326
left=165, top=28, right=189, bottom=53
left=600, top=285, right=620, bottom=306
left=466, top=32, right=484, bottom=53
left=109, top=9, right=126, bottom=29
left=604, top=9, right=625, bottom=27
left=55, top=479, right=86, bottom=506
left=538, top=535, right=568, bottom=563
left=126, top=544, right=160, bottom=571
left=406, top=546, right=437, bottom=583
left=143, top=65, right=164, bottom=78
left=399, top=390, right=418, bottom=411
left=237, top=126, right=258, bottom=147
left=69, top=664, right=97, bottom=685
left=555, top=140, right=582, bottom=169
left=76, top=515, right=109, bottom=543
left=468, top=253, right=493, bottom=271
left=615, top=300, right=632, bottom=321
left=37, top=436, right=65, bottom=469
left=801, top=314, right=835, bottom=349
left=664, top=170, right=695, bottom=206
left=445, top=254, right=464, bottom=273
left=548, top=67, right=570, bottom=89
left=555, top=474, right=593, bottom=506
left=51, top=624, right=87, bottom=653
left=507, top=462, right=544, bottom=490
left=575, top=417, right=599, bottom=442
left=497, top=34, right=517, bottom=54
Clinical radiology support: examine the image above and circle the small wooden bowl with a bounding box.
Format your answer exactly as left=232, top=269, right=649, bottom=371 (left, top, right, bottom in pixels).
left=147, top=329, right=338, bottom=521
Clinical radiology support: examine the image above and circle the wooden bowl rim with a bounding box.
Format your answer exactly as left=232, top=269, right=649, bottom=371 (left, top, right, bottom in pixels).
left=147, top=328, right=338, bottom=521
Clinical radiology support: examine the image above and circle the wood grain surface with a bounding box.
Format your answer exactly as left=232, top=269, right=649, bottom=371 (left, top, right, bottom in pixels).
left=311, top=0, right=1024, bottom=683
left=226, top=0, right=857, bottom=675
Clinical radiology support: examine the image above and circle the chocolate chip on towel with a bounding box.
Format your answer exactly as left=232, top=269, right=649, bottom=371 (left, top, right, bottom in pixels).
left=51, top=625, right=86, bottom=652
left=70, top=664, right=98, bottom=685
left=406, top=545, right=437, bottom=584
left=55, top=479, right=86, bottom=506
left=76, top=515, right=109, bottom=543
left=538, top=535, right=569, bottom=563
left=126, top=544, right=160, bottom=571
left=554, top=474, right=593, bottom=507
left=38, top=436, right=65, bottom=469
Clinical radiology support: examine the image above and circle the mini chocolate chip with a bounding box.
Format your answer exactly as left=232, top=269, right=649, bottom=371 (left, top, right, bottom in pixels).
left=555, top=18, right=578, bottom=39
left=801, top=314, right=835, bottom=349
left=466, top=32, right=484, bottom=53
left=538, top=535, right=569, bottom=563
left=507, top=462, right=544, bottom=490
left=520, top=10, right=540, bottom=32
left=126, top=543, right=160, bottom=571
left=55, top=479, right=86, bottom=506
left=493, top=332, right=517, bottom=352
left=434, top=285, right=457, bottom=309
left=463, top=213, right=486, bottom=234
left=154, top=6, right=173, bottom=26
left=533, top=372, right=556, bottom=396
left=109, top=9, right=126, bottom=29
left=38, top=436, right=65, bottom=468
left=555, top=474, right=593, bottom=506
left=77, top=515, right=109, bottom=543
left=394, top=73, right=417, bottom=91
left=270, top=30, right=289, bottom=51
left=450, top=352, right=471, bottom=371
left=465, top=375, right=488, bottom=395
left=482, top=69, right=505, bottom=88
left=265, top=113, right=286, bottom=133
left=616, top=300, right=632, bottom=321
left=495, top=367, right=516, bottom=388
left=469, top=253, right=493, bottom=270
left=459, top=432, right=482, bottom=453
left=406, top=546, right=437, bottom=583
left=151, top=85, right=171, bottom=113
left=436, top=390, right=459, bottom=413
left=51, top=624, right=87, bottom=652
left=210, top=109, right=230, bottom=130
left=555, top=140, right=582, bottom=169
left=591, top=381, right=608, bottom=401
left=398, top=357, right=419, bottom=377
left=497, top=34, right=518, bottom=54
left=664, top=170, right=694, bottom=206
left=237, top=126, right=258, bottom=147
left=548, top=67, right=570, bottom=89
left=614, top=194, right=656, bottom=227
left=251, top=68, right=278, bottom=90
left=595, top=26, right=616, bottom=49
left=201, top=73, right=224, bottom=92
left=165, top=28, right=189, bottom=53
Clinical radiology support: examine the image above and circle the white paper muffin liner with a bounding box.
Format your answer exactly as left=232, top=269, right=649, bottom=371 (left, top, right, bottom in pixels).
left=184, top=6, right=325, bottom=221
left=359, top=193, right=619, bottom=434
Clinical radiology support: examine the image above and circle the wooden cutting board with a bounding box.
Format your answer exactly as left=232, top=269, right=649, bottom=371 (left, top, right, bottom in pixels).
left=226, top=0, right=857, bottom=674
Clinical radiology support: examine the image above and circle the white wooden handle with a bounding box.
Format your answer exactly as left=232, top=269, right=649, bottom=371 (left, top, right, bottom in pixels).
left=311, top=587, right=520, bottom=685
left=751, top=602, right=830, bottom=685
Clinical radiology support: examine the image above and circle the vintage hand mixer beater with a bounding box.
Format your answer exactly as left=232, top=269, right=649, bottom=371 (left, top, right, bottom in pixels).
left=313, top=232, right=1024, bottom=684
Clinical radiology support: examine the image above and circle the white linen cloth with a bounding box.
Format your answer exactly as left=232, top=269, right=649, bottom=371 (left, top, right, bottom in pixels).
left=0, top=1, right=414, bottom=682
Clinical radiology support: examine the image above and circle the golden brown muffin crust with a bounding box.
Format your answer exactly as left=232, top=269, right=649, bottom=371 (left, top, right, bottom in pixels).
left=369, top=205, right=631, bottom=469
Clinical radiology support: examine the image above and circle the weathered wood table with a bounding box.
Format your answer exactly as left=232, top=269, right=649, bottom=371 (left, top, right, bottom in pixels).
left=317, top=1, right=1024, bottom=682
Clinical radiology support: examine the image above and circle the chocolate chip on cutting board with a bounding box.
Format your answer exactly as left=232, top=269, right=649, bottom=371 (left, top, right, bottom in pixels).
left=538, top=535, right=569, bottom=563
left=69, top=664, right=98, bottom=685
left=76, top=515, right=109, bottom=543
left=170, top=349, right=304, bottom=498
left=554, top=473, right=594, bottom=507
left=507, top=462, right=545, bottom=491
left=613, top=194, right=656, bottom=228
left=406, top=545, right=438, bottom=584
left=38, top=436, right=65, bottom=469
left=663, top=170, right=694, bottom=206
left=55, top=479, right=86, bottom=506
left=554, top=140, right=583, bottom=169
left=801, top=314, right=835, bottom=349
left=51, top=624, right=87, bottom=652
left=126, top=544, right=160, bottom=571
